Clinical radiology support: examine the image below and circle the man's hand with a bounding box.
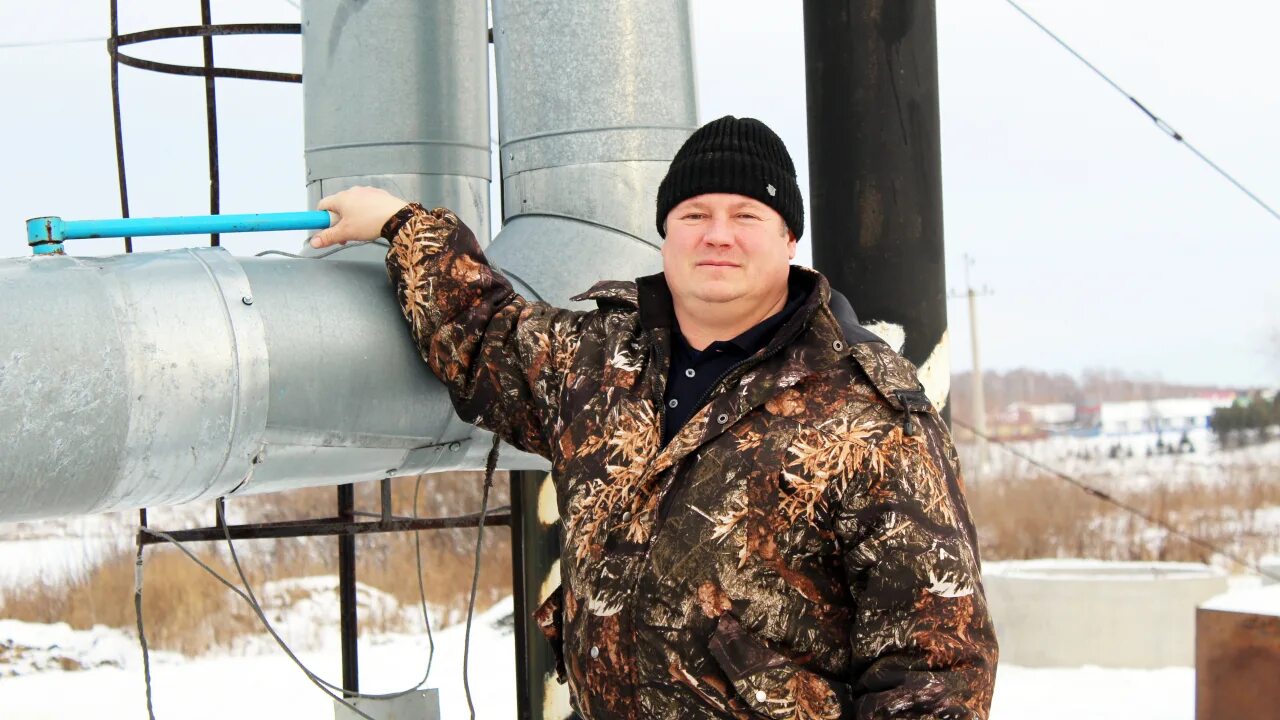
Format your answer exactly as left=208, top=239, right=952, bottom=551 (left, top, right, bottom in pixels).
left=310, top=186, right=412, bottom=248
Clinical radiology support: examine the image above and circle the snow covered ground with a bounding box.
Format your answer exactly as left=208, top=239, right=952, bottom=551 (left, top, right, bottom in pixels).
left=0, top=594, right=1207, bottom=720
left=957, top=430, right=1280, bottom=490
left=3, top=439, right=1276, bottom=718
left=0, top=596, right=517, bottom=719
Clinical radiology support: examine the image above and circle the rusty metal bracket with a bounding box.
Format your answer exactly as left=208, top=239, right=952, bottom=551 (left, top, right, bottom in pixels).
left=108, top=23, right=302, bottom=83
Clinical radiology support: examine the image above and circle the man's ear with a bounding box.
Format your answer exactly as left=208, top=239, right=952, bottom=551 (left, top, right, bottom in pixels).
left=787, top=231, right=798, bottom=260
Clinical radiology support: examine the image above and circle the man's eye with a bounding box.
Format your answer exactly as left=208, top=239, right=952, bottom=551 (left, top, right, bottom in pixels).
left=737, top=213, right=761, bottom=221
left=683, top=213, right=706, bottom=220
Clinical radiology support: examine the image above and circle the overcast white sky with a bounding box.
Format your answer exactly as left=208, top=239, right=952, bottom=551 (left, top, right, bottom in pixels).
left=2, top=0, right=1277, bottom=388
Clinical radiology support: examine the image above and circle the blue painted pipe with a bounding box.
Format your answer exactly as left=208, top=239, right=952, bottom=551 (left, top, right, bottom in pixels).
left=26, top=211, right=334, bottom=255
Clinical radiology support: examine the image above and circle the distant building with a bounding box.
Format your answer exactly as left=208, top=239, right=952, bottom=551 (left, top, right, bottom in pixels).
left=996, top=393, right=1236, bottom=438
left=1074, top=393, right=1235, bottom=437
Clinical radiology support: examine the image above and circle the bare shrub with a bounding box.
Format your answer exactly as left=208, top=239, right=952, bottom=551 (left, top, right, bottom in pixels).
left=0, top=545, right=255, bottom=655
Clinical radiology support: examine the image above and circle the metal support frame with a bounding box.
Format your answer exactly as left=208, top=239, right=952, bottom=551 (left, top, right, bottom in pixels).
left=135, top=483, right=514, bottom=696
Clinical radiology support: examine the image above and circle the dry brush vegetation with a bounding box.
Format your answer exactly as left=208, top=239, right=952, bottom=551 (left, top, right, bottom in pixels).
left=965, top=461, right=1280, bottom=568
left=0, top=472, right=514, bottom=654
left=5, top=453, right=1278, bottom=656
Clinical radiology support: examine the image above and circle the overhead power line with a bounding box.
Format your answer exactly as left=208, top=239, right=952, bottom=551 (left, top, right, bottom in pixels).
left=1003, top=0, right=1280, bottom=226
left=0, top=36, right=106, bottom=50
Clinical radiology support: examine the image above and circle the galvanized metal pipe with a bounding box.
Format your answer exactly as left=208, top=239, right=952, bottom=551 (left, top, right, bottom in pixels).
left=302, top=0, right=493, bottom=250
left=0, top=248, right=551, bottom=523
left=489, top=3, right=697, bottom=717
left=0, top=0, right=698, bottom=540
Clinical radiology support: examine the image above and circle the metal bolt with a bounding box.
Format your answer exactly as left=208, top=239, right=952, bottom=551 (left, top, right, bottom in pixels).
left=832, top=340, right=844, bottom=351
left=755, top=690, right=767, bottom=702
left=241, top=296, right=254, bottom=306
left=621, top=511, right=632, bottom=522
left=448, top=441, right=462, bottom=452
left=717, top=413, right=729, bottom=425
left=589, top=646, right=600, bottom=659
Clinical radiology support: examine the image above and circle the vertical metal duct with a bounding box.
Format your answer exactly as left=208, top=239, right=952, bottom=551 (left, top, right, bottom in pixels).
left=485, top=0, right=696, bottom=305
left=303, top=0, right=493, bottom=246
left=487, top=3, right=697, bottom=717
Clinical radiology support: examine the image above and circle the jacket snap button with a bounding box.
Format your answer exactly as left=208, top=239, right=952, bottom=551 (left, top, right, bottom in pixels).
left=755, top=690, right=767, bottom=702
left=621, top=511, right=632, bottom=521
left=832, top=340, right=845, bottom=351
left=717, top=413, right=729, bottom=424
left=685, top=368, right=696, bottom=377
left=590, top=645, right=600, bottom=659
left=668, top=398, right=679, bottom=408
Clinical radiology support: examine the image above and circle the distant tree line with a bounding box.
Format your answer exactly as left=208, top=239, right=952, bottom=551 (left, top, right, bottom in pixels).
left=950, top=367, right=1237, bottom=424
left=1210, top=392, right=1280, bottom=447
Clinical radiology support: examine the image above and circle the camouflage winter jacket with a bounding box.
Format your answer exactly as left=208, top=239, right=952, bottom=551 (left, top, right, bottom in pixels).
left=382, top=204, right=998, bottom=719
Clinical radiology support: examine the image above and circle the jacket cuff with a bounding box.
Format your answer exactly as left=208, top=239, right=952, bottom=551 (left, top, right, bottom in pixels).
left=380, top=202, right=425, bottom=241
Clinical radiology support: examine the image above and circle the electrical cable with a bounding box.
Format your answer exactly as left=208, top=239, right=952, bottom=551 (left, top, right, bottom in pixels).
left=0, top=37, right=106, bottom=49
left=138, top=524, right=378, bottom=720
left=255, top=239, right=390, bottom=259
left=952, top=417, right=1280, bottom=583
left=134, top=494, right=451, bottom=718
left=214, top=502, right=439, bottom=702
left=1003, top=0, right=1280, bottom=225
left=411, top=476, right=438, bottom=682
left=463, top=434, right=503, bottom=720
left=133, top=531, right=157, bottom=720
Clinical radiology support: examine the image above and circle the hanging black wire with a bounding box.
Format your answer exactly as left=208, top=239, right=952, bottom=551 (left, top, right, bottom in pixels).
left=108, top=0, right=132, bottom=253
left=1003, top=0, right=1280, bottom=225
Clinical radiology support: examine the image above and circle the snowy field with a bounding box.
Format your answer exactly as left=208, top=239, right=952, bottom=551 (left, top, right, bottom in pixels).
left=3, top=437, right=1277, bottom=718
left=957, top=428, right=1280, bottom=489
left=7, top=575, right=1280, bottom=719
left=0, top=592, right=1214, bottom=720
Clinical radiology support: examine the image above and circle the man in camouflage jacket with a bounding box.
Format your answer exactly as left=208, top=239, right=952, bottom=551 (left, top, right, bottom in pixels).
left=312, top=116, right=997, bottom=719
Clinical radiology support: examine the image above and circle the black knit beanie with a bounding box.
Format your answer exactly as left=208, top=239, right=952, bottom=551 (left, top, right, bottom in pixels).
left=656, top=115, right=804, bottom=239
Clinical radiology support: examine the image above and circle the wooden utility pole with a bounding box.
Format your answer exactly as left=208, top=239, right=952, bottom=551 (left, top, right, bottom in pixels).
left=951, top=255, right=994, bottom=476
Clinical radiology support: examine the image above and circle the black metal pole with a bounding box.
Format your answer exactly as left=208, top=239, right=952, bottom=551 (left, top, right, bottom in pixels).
left=338, top=483, right=359, bottom=695
left=803, top=0, right=949, bottom=417
left=510, top=470, right=567, bottom=719
left=199, top=0, right=222, bottom=246
left=107, top=0, right=132, bottom=253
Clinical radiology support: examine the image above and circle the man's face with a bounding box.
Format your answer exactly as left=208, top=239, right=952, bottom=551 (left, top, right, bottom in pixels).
left=662, top=193, right=797, bottom=309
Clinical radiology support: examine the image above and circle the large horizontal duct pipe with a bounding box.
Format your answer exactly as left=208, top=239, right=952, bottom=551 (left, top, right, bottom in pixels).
left=0, top=248, right=548, bottom=523
left=0, top=0, right=698, bottom=525
left=0, top=0, right=511, bottom=523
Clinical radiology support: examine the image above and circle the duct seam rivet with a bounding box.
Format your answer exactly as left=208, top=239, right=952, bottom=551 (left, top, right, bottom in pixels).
left=241, top=296, right=254, bottom=306
left=448, top=441, right=462, bottom=452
